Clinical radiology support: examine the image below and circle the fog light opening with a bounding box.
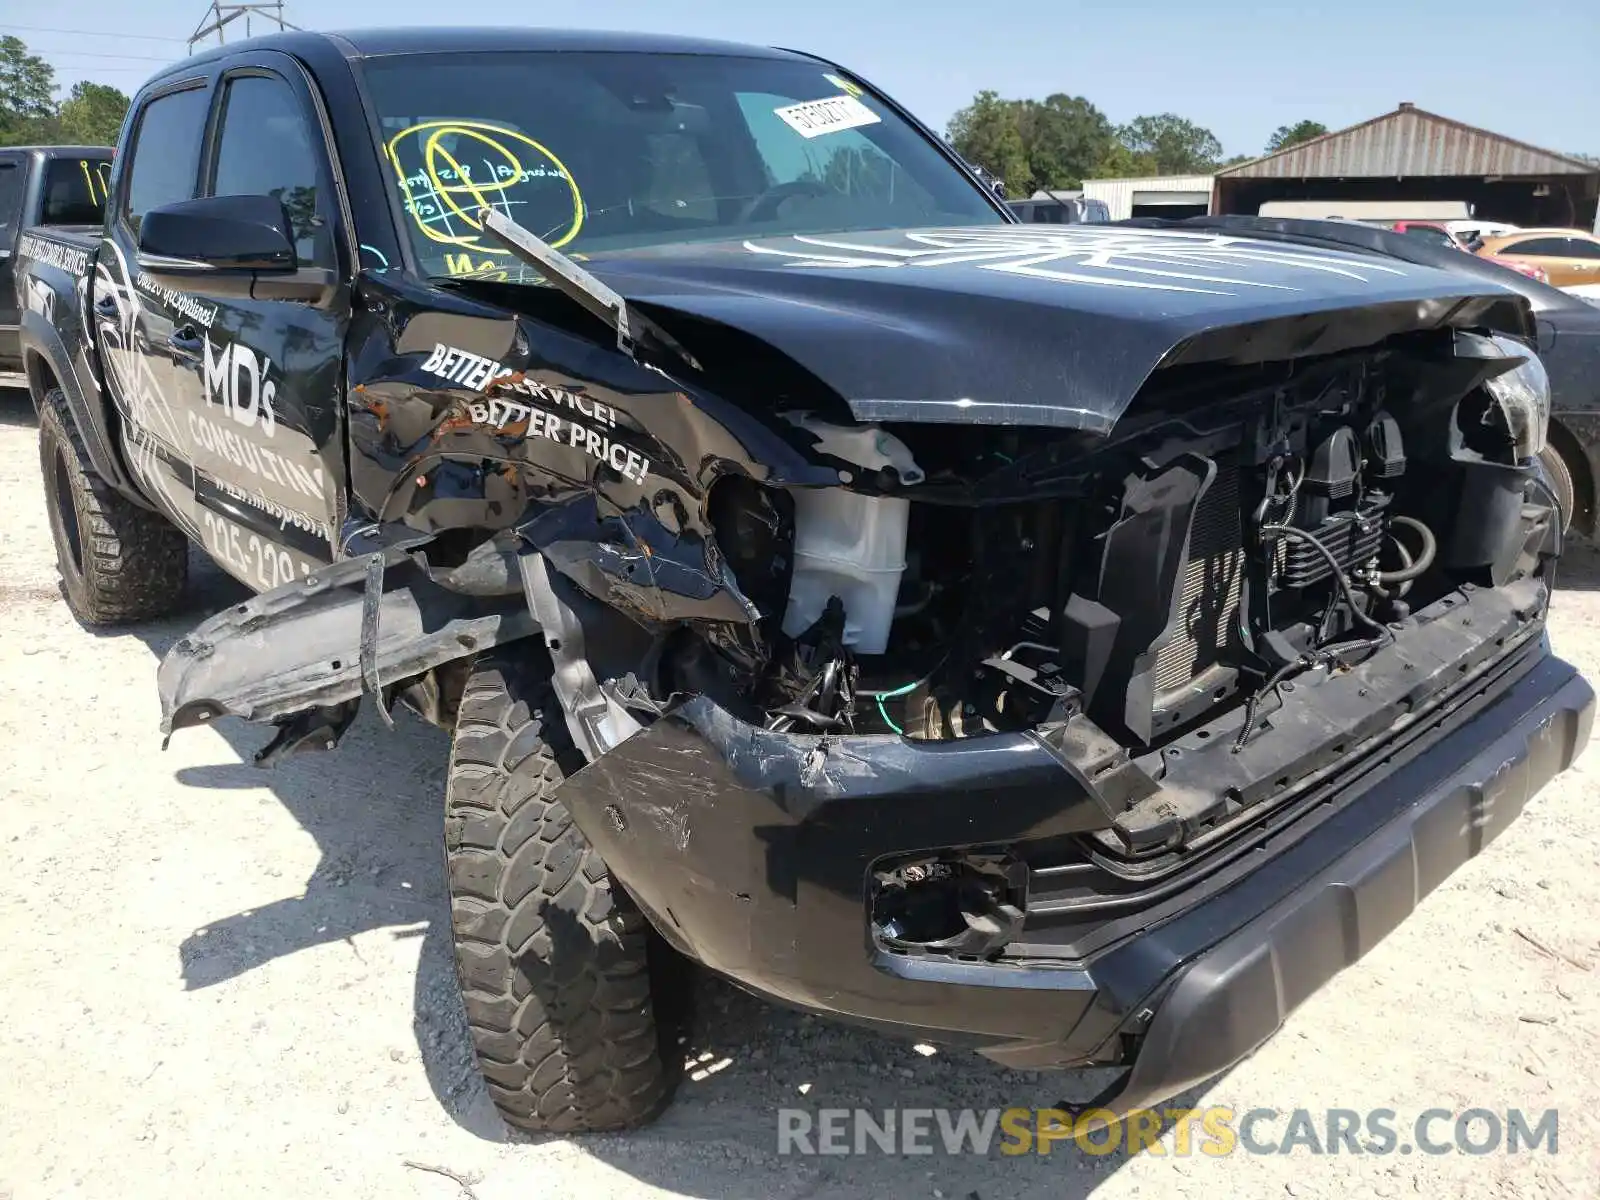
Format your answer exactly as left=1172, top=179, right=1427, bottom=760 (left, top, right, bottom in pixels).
left=871, top=852, right=1028, bottom=959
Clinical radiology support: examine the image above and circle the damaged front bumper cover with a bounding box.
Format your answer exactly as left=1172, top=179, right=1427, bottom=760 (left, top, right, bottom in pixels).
left=549, top=603, right=1589, bottom=1103
left=158, top=548, right=537, bottom=759
left=156, top=550, right=1592, bottom=1110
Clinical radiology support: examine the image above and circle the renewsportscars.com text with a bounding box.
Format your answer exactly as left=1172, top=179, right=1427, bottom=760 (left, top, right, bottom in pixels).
left=777, top=1107, right=1560, bottom=1157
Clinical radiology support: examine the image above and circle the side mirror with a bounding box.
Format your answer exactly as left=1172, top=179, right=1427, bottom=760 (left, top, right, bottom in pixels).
left=136, top=194, right=334, bottom=303
left=139, top=194, right=296, bottom=270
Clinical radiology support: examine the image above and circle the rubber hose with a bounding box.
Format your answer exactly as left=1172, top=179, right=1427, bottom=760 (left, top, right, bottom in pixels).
left=1260, top=524, right=1390, bottom=641
left=1369, top=539, right=1414, bottom=600
left=1375, top=515, right=1436, bottom=584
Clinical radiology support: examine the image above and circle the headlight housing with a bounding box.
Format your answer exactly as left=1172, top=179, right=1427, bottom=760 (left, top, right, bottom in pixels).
left=1482, top=333, right=1551, bottom=461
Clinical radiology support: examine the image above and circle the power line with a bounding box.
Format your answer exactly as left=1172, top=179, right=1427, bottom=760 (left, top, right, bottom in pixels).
left=44, top=51, right=178, bottom=63
left=39, top=51, right=179, bottom=63
left=0, top=22, right=188, bottom=43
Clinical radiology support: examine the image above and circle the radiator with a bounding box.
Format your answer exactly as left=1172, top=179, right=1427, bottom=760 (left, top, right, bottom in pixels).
left=1153, top=467, right=1246, bottom=698
left=1152, top=466, right=1387, bottom=699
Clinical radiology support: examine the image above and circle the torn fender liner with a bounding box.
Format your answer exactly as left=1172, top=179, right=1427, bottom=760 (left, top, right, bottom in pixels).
left=158, top=549, right=538, bottom=736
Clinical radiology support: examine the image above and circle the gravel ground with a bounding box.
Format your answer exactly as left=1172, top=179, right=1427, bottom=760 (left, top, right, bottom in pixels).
left=2, top=385, right=1598, bottom=1199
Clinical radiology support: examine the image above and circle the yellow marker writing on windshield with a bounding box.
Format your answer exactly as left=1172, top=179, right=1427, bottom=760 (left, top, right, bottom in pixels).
left=385, top=120, right=585, bottom=260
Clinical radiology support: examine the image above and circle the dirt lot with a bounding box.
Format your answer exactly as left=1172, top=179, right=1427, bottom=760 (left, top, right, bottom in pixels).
left=1, top=385, right=1598, bottom=1199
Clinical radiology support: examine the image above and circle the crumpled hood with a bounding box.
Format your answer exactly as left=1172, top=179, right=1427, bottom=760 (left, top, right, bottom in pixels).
left=584, top=225, right=1527, bottom=433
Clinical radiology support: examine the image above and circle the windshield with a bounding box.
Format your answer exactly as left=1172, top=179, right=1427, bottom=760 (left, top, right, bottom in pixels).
left=361, top=51, right=1004, bottom=279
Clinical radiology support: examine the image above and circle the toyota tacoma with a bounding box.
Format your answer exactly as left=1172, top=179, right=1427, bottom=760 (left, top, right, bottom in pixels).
left=14, top=27, right=1593, bottom=1134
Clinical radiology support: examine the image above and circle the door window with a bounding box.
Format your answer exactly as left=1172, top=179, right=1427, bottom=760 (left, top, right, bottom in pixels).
left=1562, top=237, right=1600, bottom=260
left=210, top=73, right=330, bottom=266
left=123, top=85, right=210, bottom=233
left=1500, top=237, right=1567, bottom=257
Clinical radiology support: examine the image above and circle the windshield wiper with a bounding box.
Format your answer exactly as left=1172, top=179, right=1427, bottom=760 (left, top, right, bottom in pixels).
left=476, top=207, right=701, bottom=373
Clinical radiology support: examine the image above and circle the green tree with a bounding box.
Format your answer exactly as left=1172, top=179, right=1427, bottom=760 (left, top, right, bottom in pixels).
left=0, top=35, right=58, bottom=146
left=1117, top=113, right=1224, bottom=175
left=58, top=81, right=129, bottom=146
left=1016, top=93, right=1115, bottom=190
left=946, top=90, right=1031, bottom=195
left=1092, top=140, right=1153, bottom=178
left=1265, top=120, right=1329, bottom=154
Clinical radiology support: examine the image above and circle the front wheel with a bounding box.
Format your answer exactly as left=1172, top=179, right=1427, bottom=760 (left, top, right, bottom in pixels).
left=444, top=650, right=682, bottom=1133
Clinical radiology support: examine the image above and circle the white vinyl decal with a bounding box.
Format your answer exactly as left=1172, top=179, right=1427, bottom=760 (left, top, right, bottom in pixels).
left=199, top=509, right=316, bottom=591
left=209, top=475, right=332, bottom=541
left=133, top=272, right=218, bottom=330
left=462, top=396, right=651, bottom=484
left=743, top=226, right=1413, bottom=295
left=773, top=94, right=881, bottom=139
left=17, top=234, right=89, bottom=276
left=417, top=343, right=652, bottom=484
left=93, top=241, right=327, bottom=519
left=94, top=244, right=190, bottom=520
left=203, top=338, right=278, bottom=435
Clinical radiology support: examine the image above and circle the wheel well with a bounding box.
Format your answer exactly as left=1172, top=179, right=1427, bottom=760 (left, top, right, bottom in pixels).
left=1547, top=417, right=1596, bottom=535
left=23, top=349, right=57, bottom=417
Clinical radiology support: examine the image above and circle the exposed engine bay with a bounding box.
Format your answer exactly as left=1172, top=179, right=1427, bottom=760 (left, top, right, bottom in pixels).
left=159, top=218, right=1560, bottom=883
left=691, top=329, right=1557, bottom=774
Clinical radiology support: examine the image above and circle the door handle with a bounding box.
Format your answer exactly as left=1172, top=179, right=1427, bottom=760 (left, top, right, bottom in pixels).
left=167, top=326, right=204, bottom=357
left=94, top=295, right=118, bottom=317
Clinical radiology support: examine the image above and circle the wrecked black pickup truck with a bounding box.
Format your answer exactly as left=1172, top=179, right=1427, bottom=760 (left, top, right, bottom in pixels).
left=15, top=26, right=1594, bottom=1134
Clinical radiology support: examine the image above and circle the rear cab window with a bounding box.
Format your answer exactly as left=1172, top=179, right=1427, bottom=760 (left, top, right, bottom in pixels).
left=359, top=50, right=1002, bottom=280
left=0, top=154, right=24, bottom=238
left=40, top=157, right=112, bottom=226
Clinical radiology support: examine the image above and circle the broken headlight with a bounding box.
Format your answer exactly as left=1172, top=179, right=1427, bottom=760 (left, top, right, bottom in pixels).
left=1482, top=334, right=1551, bottom=460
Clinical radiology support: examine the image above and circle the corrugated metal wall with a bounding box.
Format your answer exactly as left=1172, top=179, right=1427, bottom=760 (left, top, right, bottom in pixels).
left=1221, top=105, right=1597, bottom=179
left=1080, top=175, right=1215, bottom=220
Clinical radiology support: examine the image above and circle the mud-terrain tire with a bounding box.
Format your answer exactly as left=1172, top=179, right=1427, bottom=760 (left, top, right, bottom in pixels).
left=1537, top=442, right=1576, bottom=534
left=444, top=650, right=681, bottom=1133
left=37, top=388, right=187, bottom=624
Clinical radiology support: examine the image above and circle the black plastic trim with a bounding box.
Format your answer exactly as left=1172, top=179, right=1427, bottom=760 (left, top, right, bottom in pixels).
left=1074, top=652, right=1592, bottom=1106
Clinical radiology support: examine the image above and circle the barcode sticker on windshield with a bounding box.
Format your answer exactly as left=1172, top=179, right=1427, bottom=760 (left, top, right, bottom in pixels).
left=774, top=94, right=882, bottom=139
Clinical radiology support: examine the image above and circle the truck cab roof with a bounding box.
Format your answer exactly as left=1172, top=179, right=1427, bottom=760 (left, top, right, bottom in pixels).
left=1, top=146, right=112, bottom=158
left=160, top=26, right=811, bottom=85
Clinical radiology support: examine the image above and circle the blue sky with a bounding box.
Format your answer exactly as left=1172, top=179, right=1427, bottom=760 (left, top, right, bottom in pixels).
left=8, top=0, right=1599, bottom=159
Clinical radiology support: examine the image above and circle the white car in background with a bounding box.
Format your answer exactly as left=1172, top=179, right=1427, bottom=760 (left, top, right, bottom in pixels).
left=1445, top=219, right=1520, bottom=248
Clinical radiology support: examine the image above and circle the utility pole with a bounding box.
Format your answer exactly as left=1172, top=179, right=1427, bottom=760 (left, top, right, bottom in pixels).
left=188, top=2, right=299, bottom=52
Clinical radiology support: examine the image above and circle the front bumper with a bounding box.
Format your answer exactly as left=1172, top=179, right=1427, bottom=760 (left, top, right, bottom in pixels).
left=561, top=646, right=1591, bottom=1108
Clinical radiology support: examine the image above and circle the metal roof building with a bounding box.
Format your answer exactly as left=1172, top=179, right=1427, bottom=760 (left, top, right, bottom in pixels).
left=1081, top=174, right=1214, bottom=221
left=1214, top=103, right=1599, bottom=232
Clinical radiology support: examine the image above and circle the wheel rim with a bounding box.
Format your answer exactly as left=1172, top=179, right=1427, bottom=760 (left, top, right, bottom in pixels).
left=48, top=443, right=85, bottom=576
